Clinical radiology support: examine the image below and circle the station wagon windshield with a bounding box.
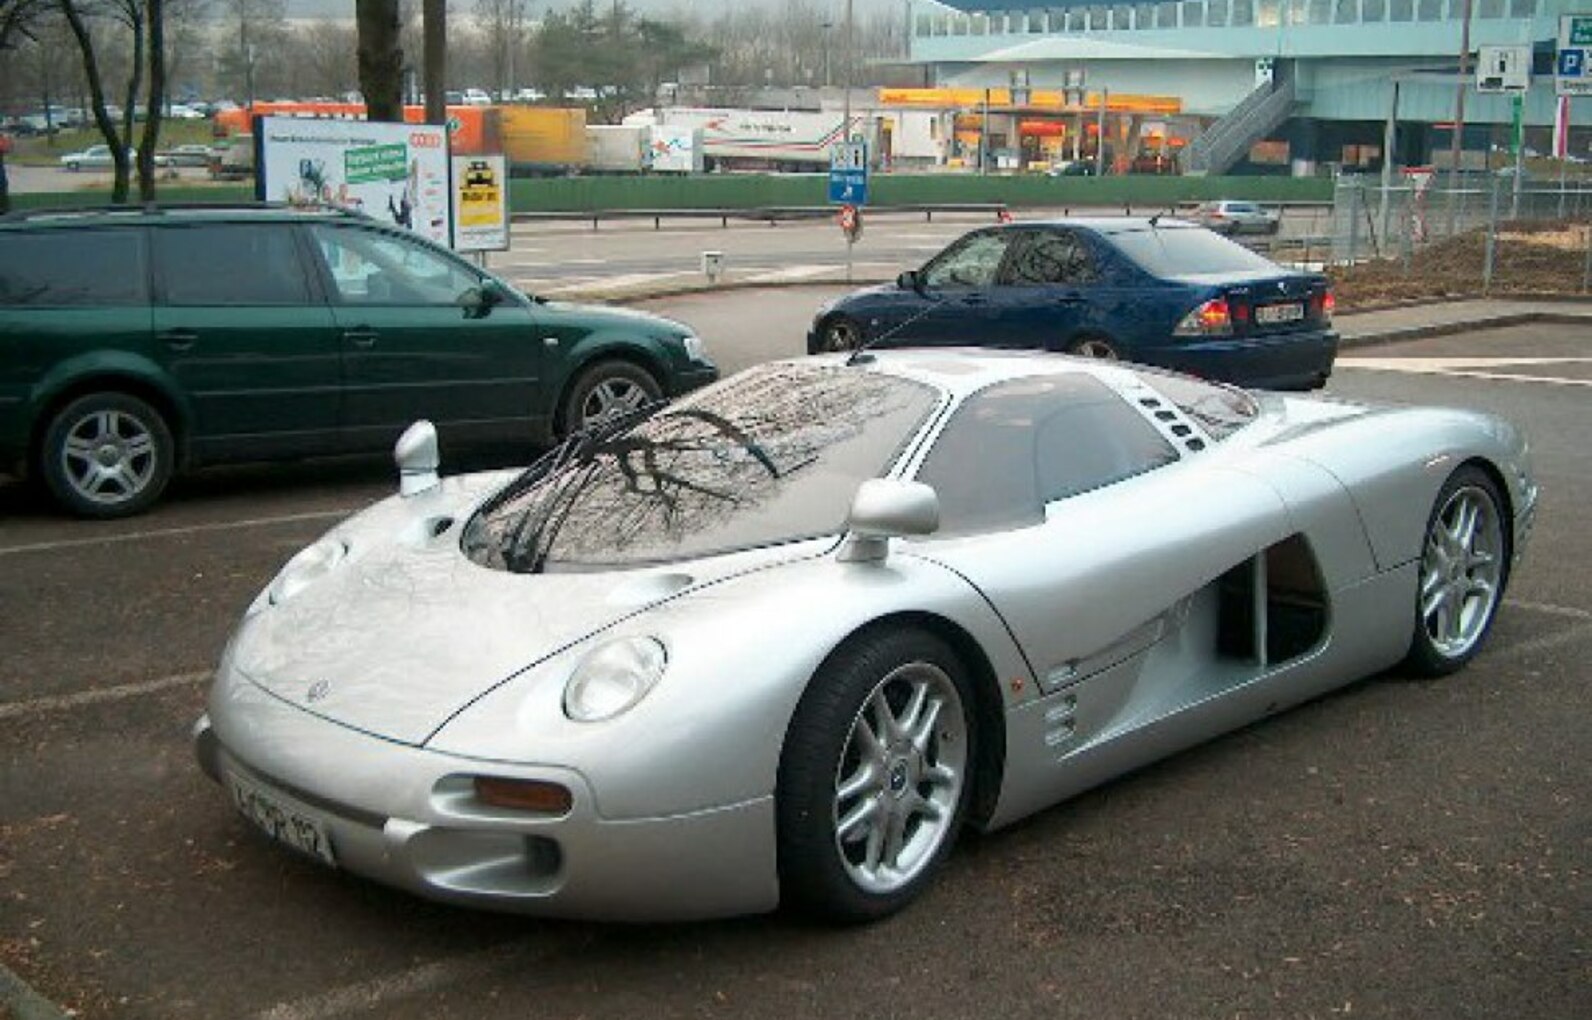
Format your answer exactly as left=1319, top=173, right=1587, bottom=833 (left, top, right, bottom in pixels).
left=463, top=365, right=940, bottom=572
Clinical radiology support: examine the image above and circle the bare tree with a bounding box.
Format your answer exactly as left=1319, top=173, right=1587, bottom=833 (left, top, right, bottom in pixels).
left=57, top=0, right=170, bottom=202
left=474, top=0, right=526, bottom=99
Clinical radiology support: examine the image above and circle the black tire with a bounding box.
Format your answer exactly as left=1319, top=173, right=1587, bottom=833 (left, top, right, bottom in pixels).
left=777, top=627, right=977, bottom=923
left=1403, top=466, right=1509, bottom=677
left=558, top=359, right=662, bottom=437
left=1067, top=335, right=1121, bottom=360
left=818, top=315, right=864, bottom=353
left=39, top=391, right=175, bottom=518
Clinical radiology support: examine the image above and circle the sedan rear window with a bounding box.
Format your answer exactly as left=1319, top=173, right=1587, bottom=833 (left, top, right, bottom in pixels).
left=1111, top=227, right=1278, bottom=276
left=464, top=364, right=941, bottom=571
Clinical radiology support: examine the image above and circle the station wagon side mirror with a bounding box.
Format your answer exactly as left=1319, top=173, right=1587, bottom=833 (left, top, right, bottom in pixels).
left=839, top=478, right=939, bottom=563
left=459, top=281, right=506, bottom=319
left=395, top=419, right=440, bottom=497
left=896, top=269, right=923, bottom=293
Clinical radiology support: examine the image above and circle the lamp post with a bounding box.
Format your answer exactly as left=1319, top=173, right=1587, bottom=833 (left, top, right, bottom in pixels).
left=1446, top=0, right=1475, bottom=233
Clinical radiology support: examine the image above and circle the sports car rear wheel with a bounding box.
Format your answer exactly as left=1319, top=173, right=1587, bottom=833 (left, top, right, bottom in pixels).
left=777, top=628, right=974, bottom=922
left=1405, top=466, right=1508, bottom=676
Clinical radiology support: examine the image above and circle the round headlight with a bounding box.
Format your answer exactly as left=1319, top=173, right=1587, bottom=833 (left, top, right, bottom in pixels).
left=563, top=636, right=668, bottom=722
left=267, top=536, right=347, bottom=606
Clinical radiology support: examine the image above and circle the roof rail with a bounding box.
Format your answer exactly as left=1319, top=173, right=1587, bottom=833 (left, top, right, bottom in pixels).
left=1, top=200, right=372, bottom=223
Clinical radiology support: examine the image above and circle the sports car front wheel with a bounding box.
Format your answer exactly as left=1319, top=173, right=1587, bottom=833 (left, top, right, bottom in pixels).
left=777, top=628, right=975, bottom=922
left=1404, top=466, right=1508, bottom=676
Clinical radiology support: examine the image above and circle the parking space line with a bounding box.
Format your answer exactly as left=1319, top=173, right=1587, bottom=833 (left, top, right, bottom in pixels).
left=253, top=942, right=535, bottom=1020
left=0, top=670, right=211, bottom=721
left=0, top=508, right=353, bottom=557
left=1509, top=599, right=1592, bottom=621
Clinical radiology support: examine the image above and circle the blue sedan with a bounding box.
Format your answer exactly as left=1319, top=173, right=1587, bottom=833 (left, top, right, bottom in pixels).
left=807, top=218, right=1337, bottom=390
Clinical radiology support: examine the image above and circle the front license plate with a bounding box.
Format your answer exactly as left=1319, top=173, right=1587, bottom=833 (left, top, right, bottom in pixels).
left=228, top=773, right=337, bottom=867
left=1256, top=301, right=1304, bottom=325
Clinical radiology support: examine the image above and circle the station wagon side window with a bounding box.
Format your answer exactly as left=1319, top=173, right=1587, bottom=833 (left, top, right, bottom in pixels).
left=0, top=229, right=147, bottom=306
left=310, top=224, right=481, bottom=306
left=916, top=374, right=1178, bottom=536
left=153, top=224, right=312, bottom=306
left=1003, top=229, right=1099, bottom=286
left=920, top=230, right=1013, bottom=288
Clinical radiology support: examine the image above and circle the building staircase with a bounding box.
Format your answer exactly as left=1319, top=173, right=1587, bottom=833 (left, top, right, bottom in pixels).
left=1183, top=73, right=1298, bottom=176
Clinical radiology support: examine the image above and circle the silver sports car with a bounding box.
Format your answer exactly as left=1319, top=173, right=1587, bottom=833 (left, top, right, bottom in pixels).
left=193, top=351, right=1536, bottom=922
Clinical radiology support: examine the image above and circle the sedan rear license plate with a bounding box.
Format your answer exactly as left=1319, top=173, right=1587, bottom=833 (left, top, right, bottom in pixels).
left=228, top=772, right=337, bottom=867
left=1256, top=302, right=1305, bottom=325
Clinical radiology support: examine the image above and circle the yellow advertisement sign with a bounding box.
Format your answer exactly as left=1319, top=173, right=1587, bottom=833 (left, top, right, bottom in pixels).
left=451, top=155, right=509, bottom=252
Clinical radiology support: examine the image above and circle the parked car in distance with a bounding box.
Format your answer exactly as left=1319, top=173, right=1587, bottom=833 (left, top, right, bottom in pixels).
left=0, top=204, right=717, bottom=518
left=58, top=144, right=169, bottom=171
left=192, top=350, right=1534, bottom=922
left=160, top=143, right=218, bottom=167
left=808, top=218, right=1336, bottom=390
left=208, top=135, right=254, bottom=179
left=1045, top=159, right=1096, bottom=177
left=1184, top=199, right=1281, bottom=236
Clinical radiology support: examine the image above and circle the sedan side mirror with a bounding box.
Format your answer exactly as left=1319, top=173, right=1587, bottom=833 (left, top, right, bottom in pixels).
left=838, top=478, right=939, bottom=563
left=897, top=269, right=923, bottom=293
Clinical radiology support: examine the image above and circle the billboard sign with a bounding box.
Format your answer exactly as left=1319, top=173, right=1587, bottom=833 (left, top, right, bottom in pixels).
left=256, top=116, right=452, bottom=246
left=1476, top=45, right=1531, bottom=93
left=1559, top=14, right=1592, bottom=96
left=450, top=154, right=509, bottom=253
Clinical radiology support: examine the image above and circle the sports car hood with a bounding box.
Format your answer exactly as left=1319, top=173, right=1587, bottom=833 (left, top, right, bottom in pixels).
left=227, top=474, right=830, bottom=746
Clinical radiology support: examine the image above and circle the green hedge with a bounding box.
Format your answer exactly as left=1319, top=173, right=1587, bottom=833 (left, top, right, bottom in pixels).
left=507, top=173, right=1332, bottom=211
left=8, top=173, right=1331, bottom=216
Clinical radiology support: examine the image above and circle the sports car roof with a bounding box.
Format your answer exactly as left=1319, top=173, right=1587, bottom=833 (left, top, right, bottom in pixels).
left=803, top=348, right=1153, bottom=402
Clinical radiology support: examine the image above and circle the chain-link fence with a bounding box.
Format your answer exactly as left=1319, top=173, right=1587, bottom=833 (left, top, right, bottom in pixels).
left=1330, top=174, right=1592, bottom=295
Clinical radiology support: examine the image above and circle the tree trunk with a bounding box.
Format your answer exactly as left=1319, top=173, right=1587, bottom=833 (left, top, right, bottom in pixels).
left=57, top=0, right=130, bottom=202
left=356, top=0, right=403, bottom=122
left=123, top=3, right=146, bottom=197
left=138, top=0, right=165, bottom=201
left=423, top=0, right=445, bottom=126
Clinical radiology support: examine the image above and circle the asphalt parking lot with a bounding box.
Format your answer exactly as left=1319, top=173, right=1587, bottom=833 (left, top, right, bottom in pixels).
left=1, top=304, right=1588, bottom=1019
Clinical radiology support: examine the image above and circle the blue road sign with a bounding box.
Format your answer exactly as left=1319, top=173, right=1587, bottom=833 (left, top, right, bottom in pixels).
left=829, top=141, right=869, bottom=205
left=1560, top=48, right=1586, bottom=77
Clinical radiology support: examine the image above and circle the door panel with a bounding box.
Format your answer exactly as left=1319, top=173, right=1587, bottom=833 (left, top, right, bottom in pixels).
left=150, top=223, right=341, bottom=459
left=904, top=229, right=1013, bottom=345
left=307, top=224, right=544, bottom=449
left=988, top=229, right=1096, bottom=349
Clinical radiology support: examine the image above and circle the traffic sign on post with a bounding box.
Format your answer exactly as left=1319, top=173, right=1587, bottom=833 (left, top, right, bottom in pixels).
left=828, top=141, right=869, bottom=205
left=1558, top=14, right=1592, bottom=96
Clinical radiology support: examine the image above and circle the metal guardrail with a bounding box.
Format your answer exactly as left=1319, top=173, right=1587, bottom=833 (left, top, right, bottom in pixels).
left=510, top=204, right=1015, bottom=229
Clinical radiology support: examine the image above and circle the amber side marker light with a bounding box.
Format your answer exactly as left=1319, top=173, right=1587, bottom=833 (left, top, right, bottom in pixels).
left=473, top=776, right=574, bottom=815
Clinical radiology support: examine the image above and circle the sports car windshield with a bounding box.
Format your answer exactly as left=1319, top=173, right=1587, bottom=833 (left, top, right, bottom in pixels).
left=463, top=364, right=941, bottom=572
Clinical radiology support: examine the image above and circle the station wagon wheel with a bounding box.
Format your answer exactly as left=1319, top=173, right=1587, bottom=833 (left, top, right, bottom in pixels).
left=560, top=359, right=663, bottom=436
left=40, top=392, right=175, bottom=519
left=1068, top=336, right=1120, bottom=360
left=821, top=315, right=863, bottom=353
left=778, top=628, right=975, bottom=922
left=1404, top=466, right=1508, bottom=676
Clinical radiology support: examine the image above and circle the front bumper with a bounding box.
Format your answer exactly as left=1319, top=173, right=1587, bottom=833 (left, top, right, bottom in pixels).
left=193, top=674, right=779, bottom=921
left=669, top=362, right=721, bottom=397
left=1139, top=329, right=1338, bottom=391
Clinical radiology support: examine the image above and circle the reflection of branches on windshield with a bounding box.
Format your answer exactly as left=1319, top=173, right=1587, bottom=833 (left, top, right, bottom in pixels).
left=468, top=364, right=923, bottom=571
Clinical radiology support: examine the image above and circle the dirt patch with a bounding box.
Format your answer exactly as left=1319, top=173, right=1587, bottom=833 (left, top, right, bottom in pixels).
left=1330, top=221, right=1590, bottom=309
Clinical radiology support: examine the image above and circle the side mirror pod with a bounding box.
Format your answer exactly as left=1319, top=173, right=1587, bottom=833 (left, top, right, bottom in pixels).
left=395, top=419, right=440, bottom=497
left=838, top=478, right=940, bottom=564
left=896, top=269, right=921, bottom=292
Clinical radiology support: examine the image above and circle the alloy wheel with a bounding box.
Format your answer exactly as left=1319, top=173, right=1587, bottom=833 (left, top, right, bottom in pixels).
left=1418, top=483, right=1504, bottom=660
left=59, top=408, right=159, bottom=507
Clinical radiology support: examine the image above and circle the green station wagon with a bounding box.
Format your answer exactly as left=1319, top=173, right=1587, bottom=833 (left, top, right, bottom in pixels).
left=0, top=205, right=718, bottom=517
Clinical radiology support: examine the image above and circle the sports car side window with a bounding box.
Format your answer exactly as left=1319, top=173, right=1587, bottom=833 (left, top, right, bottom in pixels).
left=920, top=231, right=1013, bottom=289
left=1003, top=231, right=1098, bottom=286
left=916, top=373, right=1178, bottom=536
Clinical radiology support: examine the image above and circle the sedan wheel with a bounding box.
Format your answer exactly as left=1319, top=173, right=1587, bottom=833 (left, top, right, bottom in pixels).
left=778, top=628, right=975, bottom=922
left=40, top=392, right=174, bottom=518
left=1069, top=337, right=1121, bottom=360
left=821, top=316, right=863, bottom=353
left=1404, top=467, right=1507, bottom=676
left=561, top=359, right=663, bottom=436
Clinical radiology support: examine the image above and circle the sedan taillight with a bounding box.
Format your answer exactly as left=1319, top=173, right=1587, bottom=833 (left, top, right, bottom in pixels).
left=1173, top=297, right=1233, bottom=338
left=1309, top=289, right=1336, bottom=325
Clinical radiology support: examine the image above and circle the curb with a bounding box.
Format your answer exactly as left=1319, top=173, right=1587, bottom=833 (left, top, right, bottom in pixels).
left=0, top=961, right=71, bottom=1020
left=1340, top=311, right=1592, bottom=348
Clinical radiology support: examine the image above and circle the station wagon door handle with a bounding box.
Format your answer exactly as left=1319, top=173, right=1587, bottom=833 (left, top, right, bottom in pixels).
left=343, top=328, right=379, bottom=348
left=158, top=329, right=198, bottom=351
